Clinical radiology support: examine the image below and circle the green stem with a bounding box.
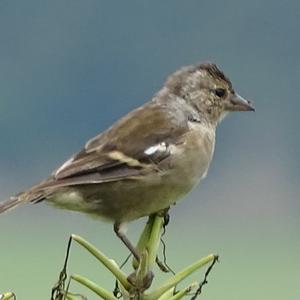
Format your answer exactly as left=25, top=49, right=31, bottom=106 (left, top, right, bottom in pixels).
left=146, top=215, right=164, bottom=268
left=0, top=293, right=16, bottom=300
left=135, top=250, right=150, bottom=288
left=71, top=234, right=131, bottom=290
left=157, top=287, right=175, bottom=300
left=168, top=282, right=197, bottom=300
left=71, top=274, right=117, bottom=300
left=133, top=217, right=155, bottom=269
left=145, top=254, right=217, bottom=300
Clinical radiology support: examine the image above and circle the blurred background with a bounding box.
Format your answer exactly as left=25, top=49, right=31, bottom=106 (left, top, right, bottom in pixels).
left=0, top=0, right=299, bottom=299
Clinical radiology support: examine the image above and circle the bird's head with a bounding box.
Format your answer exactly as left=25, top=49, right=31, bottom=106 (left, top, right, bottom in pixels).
left=165, top=62, right=254, bottom=124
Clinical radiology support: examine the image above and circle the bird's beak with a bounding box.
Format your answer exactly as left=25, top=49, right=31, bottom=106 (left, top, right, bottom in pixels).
left=226, top=93, right=255, bottom=112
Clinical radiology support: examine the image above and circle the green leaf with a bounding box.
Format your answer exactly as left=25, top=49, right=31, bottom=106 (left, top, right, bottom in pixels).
left=71, top=274, right=118, bottom=300
left=71, top=234, right=131, bottom=290
left=145, top=254, right=217, bottom=299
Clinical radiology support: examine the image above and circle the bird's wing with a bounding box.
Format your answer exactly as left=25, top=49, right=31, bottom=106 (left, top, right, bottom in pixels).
left=50, top=102, right=188, bottom=186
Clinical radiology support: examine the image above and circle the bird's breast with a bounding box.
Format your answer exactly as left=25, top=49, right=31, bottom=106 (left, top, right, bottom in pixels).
left=166, top=121, right=216, bottom=189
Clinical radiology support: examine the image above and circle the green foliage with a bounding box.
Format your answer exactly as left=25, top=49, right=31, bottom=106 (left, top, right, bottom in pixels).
left=51, top=215, right=218, bottom=300
left=0, top=293, right=16, bottom=300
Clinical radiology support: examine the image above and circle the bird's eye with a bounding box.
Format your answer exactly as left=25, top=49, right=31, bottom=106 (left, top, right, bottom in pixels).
left=214, top=88, right=226, bottom=98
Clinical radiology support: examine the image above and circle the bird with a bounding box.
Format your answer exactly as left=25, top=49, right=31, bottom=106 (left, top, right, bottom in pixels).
left=0, top=62, right=254, bottom=259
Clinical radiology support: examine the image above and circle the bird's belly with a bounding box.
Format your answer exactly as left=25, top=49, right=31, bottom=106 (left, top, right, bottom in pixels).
left=48, top=177, right=191, bottom=222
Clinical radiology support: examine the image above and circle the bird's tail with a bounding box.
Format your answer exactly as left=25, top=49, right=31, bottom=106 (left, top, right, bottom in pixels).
left=0, top=177, right=72, bottom=214
left=0, top=176, right=59, bottom=214
left=0, top=196, right=28, bottom=214
left=0, top=184, right=48, bottom=214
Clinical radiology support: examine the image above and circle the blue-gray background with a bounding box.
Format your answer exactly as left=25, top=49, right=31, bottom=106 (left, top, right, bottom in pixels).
left=0, top=0, right=299, bottom=299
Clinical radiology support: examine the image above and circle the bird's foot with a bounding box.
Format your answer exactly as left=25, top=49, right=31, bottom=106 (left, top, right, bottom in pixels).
left=127, top=270, right=154, bottom=293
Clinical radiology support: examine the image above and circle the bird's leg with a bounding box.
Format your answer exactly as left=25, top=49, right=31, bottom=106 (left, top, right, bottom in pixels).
left=114, top=222, right=141, bottom=262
